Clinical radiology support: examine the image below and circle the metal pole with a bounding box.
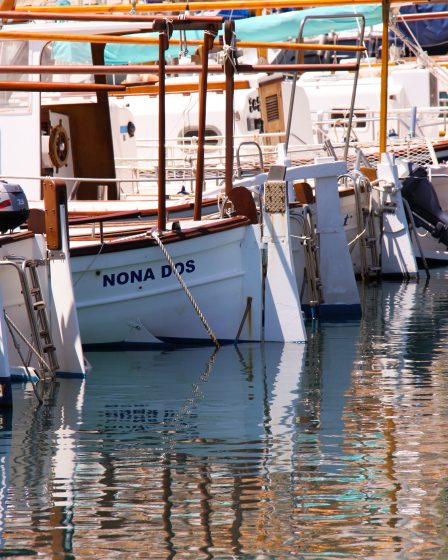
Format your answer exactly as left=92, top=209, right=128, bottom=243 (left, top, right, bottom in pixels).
left=342, top=15, right=365, bottom=160
left=285, top=13, right=364, bottom=153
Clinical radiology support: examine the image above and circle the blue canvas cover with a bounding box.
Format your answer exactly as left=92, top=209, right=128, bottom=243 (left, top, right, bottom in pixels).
left=395, top=4, right=448, bottom=48
left=52, top=4, right=382, bottom=65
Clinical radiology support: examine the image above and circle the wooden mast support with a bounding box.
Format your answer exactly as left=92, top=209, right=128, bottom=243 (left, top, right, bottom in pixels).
left=0, top=22, right=365, bottom=54
left=157, top=21, right=170, bottom=232
left=194, top=29, right=217, bottom=222
left=0, top=81, right=125, bottom=92
left=92, top=42, right=118, bottom=200
left=379, top=0, right=389, bottom=154
left=0, top=11, right=224, bottom=25
left=224, top=21, right=235, bottom=197
left=21, top=0, right=430, bottom=12
left=239, top=41, right=365, bottom=52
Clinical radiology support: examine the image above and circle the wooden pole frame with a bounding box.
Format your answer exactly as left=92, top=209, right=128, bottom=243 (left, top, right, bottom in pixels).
left=194, top=29, right=217, bottom=221
left=224, top=21, right=235, bottom=197
left=157, top=22, right=169, bottom=232
left=20, top=0, right=430, bottom=13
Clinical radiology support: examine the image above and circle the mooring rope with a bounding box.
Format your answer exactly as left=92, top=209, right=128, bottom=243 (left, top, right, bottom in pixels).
left=151, top=231, right=220, bottom=348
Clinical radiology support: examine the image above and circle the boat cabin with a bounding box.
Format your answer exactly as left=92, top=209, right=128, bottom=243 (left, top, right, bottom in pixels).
left=0, top=20, right=141, bottom=202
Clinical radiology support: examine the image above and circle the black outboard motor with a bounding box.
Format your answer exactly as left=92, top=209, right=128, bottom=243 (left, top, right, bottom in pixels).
left=0, top=182, right=30, bottom=234
left=401, top=166, right=448, bottom=247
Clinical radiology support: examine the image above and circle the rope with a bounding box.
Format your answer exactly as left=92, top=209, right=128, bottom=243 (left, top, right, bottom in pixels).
left=390, top=16, right=448, bottom=92
left=161, top=345, right=219, bottom=460
left=402, top=198, right=430, bottom=279
left=178, top=12, right=189, bottom=59
left=222, top=28, right=238, bottom=73
left=73, top=242, right=105, bottom=288
left=151, top=231, right=220, bottom=347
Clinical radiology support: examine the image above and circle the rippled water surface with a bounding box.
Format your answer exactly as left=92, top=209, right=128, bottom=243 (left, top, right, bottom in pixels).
left=3, top=271, right=448, bottom=558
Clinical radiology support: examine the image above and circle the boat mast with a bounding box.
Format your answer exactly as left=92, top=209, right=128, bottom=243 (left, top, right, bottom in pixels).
left=157, top=19, right=170, bottom=232
left=379, top=0, right=389, bottom=154
left=224, top=20, right=235, bottom=197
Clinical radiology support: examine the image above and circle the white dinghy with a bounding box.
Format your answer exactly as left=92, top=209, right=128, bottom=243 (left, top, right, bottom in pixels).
left=0, top=179, right=86, bottom=407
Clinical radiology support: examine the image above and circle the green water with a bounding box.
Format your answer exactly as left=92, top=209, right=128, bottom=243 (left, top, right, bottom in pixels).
left=1, top=272, right=448, bottom=558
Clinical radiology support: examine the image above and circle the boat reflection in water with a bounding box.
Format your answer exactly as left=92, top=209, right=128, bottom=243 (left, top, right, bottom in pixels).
left=0, top=378, right=85, bottom=557
left=0, top=335, right=359, bottom=557
left=1, top=275, right=448, bottom=558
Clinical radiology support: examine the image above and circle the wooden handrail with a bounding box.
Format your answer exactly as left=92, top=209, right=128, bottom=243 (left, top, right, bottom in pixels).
left=0, top=30, right=166, bottom=45
left=0, top=81, right=125, bottom=92
left=0, top=62, right=359, bottom=78
left=69, top=210, right=143, bottom=225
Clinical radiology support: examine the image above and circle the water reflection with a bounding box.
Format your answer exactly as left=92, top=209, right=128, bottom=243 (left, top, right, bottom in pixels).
left=1, top=379, right=84, bottom=557
left=1, top=275, right=448, bottom=558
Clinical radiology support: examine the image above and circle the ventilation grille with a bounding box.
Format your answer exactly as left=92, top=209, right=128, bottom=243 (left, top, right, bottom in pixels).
left=265, top=94, right=280, bottom=122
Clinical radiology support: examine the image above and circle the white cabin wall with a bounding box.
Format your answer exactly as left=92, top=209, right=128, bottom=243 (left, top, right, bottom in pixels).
left=391, top=68, right=438, bottom=108
left=298, top=73, right=382, bottom=143
left=0, top=108, right=41, bottom=201
left=0, top=43, right=42, bottom=201
left=115, top=85, right=261, bottom=171
left=280, top=81, right=314, bottom=145
left=109, top=103, right=139, bottom=195
left=298, top=67, right=441, bottom=143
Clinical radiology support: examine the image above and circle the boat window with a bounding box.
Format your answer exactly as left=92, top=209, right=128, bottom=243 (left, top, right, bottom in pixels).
left=0, top=40, right=31, bottom=113
left=330, top=108, right=368, bottom=129
left=178, top=127, right=221, bottom=151
left=40, top=41, right=94, bottom=103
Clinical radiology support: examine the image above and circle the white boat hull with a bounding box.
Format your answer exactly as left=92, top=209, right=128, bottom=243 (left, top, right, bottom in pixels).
left=71, top=220, right=264, bottom=345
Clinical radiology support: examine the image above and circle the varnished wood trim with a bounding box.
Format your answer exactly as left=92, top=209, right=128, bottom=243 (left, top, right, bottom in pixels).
left=0, top=231, right=34, bottom=247
left=70, top=216, right=250, bottom=257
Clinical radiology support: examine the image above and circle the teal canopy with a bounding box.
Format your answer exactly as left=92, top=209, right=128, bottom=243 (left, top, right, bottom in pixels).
left=235, top=3, right=381, bottom=42
left=52, top=4, right=382, bottom=65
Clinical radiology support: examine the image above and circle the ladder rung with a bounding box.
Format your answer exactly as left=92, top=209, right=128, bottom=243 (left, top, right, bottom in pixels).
left=43, top=344, right=56, bottom=353
left=33, top=301, right=46, bottom=310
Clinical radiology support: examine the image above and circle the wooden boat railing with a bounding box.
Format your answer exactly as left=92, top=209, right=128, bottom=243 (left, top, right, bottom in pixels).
left=0, top=12, right=369, bottom=222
